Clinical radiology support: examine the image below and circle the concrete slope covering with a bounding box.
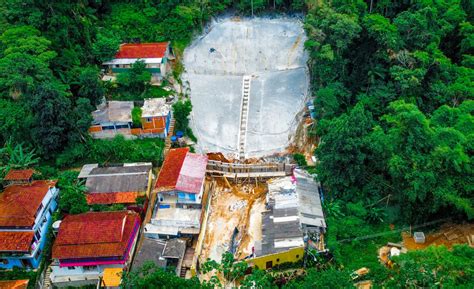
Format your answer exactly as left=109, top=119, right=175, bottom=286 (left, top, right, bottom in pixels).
left=183, top=17, right=309, bottom=158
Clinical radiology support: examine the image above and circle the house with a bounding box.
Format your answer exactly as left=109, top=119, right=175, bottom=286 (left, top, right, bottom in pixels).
left=133, top=98, right=172, bottom=138
left=50, top=211, right=140, bottom=287
left=0, top=180, right=58, bottom=269
left=89, top=99, right=171, bottom=139
left=132, top=237, right=186, bottom=276
left=247, top=169, right=326, bottom=270
left=103, top=42, right=173, bottom=82
left=0, top=280, right=29, bottom=289
left=89, top=101, right=134, bottom=138
left=3, top=169, right=34, bottom=186
left=144, top=148, right=208, bottom=239
left=78, top=163, right=153, bottom=207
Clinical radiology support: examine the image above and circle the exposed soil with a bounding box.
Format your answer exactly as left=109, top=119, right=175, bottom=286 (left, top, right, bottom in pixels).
left=402, top=223, right=474, bottom=250
left=200, top=180, right=267, bottom=264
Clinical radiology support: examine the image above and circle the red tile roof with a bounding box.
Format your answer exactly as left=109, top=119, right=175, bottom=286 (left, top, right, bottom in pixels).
left=52, top=211, right=140, bottom=260
left=0, top=181, right=56, bottom=227
left=4, top=169, right=34, bottom=181
left=115, top=42, right=168, bottom=59
left=86, top=192, right=141, bottom=205
left=0, top=231, right=34, bottom=252
left=0, top=280, right=29, bottom=289
left=155, top=148, right=189, bottom=191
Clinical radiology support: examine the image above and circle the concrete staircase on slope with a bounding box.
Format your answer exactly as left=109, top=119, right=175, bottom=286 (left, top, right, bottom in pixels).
left=42, top=265, right=52, bottom=289
left=180, top=266, right=187, bottom=278
left=237, top=76, right=251, bottom=161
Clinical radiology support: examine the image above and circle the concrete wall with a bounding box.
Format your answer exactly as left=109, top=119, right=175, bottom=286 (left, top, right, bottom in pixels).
left=246, top=246, right=305, bottom=270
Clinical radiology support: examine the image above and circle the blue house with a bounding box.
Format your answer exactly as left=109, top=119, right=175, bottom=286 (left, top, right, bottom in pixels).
left=0, top=177, right=59, bottom=269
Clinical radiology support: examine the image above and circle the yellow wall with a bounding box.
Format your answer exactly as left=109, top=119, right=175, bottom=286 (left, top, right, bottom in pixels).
left=246, top=246, right=305, bottom=270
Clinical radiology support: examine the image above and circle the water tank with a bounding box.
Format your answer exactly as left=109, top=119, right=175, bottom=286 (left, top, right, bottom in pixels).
left=52, top=220, right=62, bottom=233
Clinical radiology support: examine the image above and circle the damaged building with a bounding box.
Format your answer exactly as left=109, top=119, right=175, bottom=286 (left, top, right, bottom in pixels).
left=247, top=169, right=326, bottom=270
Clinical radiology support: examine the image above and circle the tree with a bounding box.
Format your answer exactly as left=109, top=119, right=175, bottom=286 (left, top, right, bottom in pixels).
left=240, top=268, right=276, bottom=289
left=116, top=60, right=151, bottom=99
left=92, top=31, right=121, bottom=62
left=315, top=103, right=376, bottom=199
left=172, top=99, right=193, bottom=132
left=29, top=80, right=73, bottom=156
left=201, top=252, right=249, bottom=288
left=0, top=26, right=56, bottom=98
left=385, top=245, right=474, bottom=288
left=132, top=107, right=143, bottom=127
left=71, top=98, right=94, bottom=143
left=76, top=66, right=104, bottom=105
left=0, top=139, right=39, bottom=177
left=0, top=99, right=33, bottom=144
left=57, top=171, right=89, bottom=215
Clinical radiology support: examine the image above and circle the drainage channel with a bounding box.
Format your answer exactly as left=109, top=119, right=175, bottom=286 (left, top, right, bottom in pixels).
left=237, top=75, right=251, bottom=161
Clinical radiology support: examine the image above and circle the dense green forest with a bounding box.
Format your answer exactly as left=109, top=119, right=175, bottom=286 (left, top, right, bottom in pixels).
left=0, top=0, right=473, bottom=288
left=310, top=0, right=473, bottom=224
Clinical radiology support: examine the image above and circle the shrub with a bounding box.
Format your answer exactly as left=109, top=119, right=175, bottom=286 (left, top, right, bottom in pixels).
left=132, top=107, right=143, bottom=127
left=293, top=153, right=307, bottom=167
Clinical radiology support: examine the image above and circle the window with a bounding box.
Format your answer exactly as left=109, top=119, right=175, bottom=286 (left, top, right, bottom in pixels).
left=114, top=64, right=120, bottom=68
left=67, top=266, right=76, bottom=270
left=35, top=230, right=41, bottom=241
left=20, top=259, right=30, bottom=268
left=34, top=203, right=44, bottom=218
left=0, top=259, right=8, bottom=265
left=84, top=266, right=96, bottom=271
left=296, top=255, right=300, bottom=258
left=146, top=117, right=152, bottom=123
left=276, top=258, right=280, bottom=263
left=36, top=248, right=42, bottom=259
left=266, top=261, right=273, bottom=269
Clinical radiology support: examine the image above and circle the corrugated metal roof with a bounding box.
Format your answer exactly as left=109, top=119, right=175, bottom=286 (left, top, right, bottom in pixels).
left=258, top=170, right=326, bottom=256
left=84, top=164, right=152, bottom=194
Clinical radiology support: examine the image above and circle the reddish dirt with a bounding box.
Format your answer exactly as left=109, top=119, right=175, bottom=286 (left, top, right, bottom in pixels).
left=402, top=223, right=474, bottom=250
left=207, top=152, right=231, bottom=163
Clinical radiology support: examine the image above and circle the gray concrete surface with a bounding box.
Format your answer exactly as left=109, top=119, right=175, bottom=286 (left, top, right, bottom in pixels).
left=183, top=17, right=309, bottom=158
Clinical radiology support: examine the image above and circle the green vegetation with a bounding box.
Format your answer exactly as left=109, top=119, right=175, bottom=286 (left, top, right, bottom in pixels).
left=122, top=262, right=201, bottom=289
left=132, top=107, right=143, bottom=127
left=114, top=60, right=152, bottom=100
left=308, top=1, right=473, bottom=224
left=55, top=136, right=164, bottom=168
left=293, top=153, right=307, bottom=167
left=173, top=99, right=197, bottom=142
left=0, top=140, right=39, bottom=178
left=57, top=171, right=89, bottom=215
